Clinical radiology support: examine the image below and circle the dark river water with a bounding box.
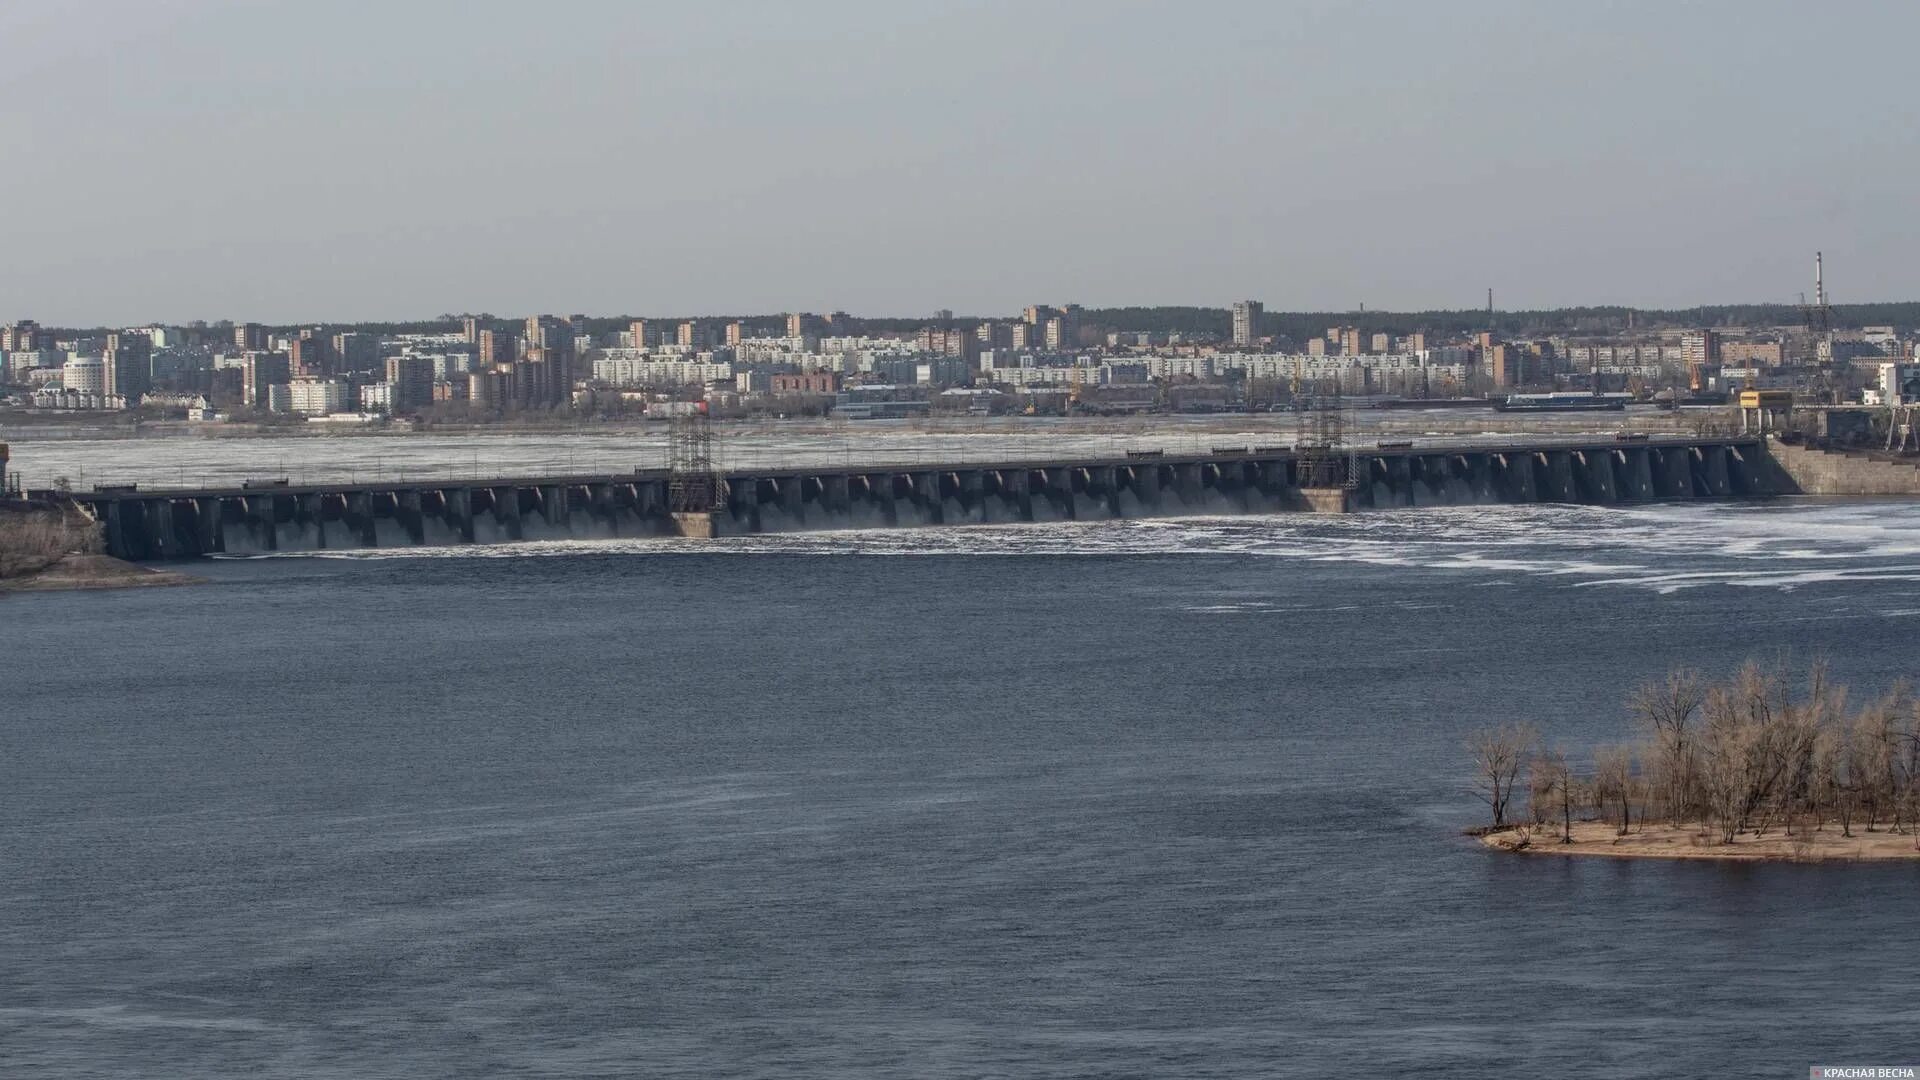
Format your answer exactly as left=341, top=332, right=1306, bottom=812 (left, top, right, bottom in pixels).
left=6, top=501, right=1920, bottom=1077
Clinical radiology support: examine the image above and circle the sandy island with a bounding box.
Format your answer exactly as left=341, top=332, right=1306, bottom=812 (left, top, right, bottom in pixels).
left=1481, top=820, right=1920, bottom=862
left=0, top=553, right=202, bottom=594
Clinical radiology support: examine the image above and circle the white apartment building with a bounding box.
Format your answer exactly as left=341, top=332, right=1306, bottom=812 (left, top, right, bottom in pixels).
left=289, top=378, right=351, bottom=417
left=592, top=355, right=734, bottom=387
left=61, top=355, right=106, bottom=395
left=983, top=366, right=1085, bottom=387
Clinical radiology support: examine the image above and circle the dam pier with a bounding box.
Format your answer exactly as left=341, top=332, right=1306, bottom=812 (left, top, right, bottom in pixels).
left=37, top=435, right=1788, bottom=561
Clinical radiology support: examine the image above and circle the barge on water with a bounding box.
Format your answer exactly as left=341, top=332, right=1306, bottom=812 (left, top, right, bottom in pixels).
left=1493, top=392, right=1633, bottom=413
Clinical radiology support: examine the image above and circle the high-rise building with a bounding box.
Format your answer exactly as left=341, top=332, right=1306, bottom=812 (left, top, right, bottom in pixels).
left=479, top=329, right=518, bottom=367
left=3, top=320, right=42, bottom=352
left=242, top=351, right=290, bottom=407
left=1027, top=304, right=1080, bottom=351
left=384, top=356, right=434, bottom=414
left=1371, top=332, right=1391, bottom=354
left=290, top=330, right=333, bottom=378
left=433, top=376, right=469, bottom=404
left=677, top=320, right=711, bottom=349
left=466, top=368, right=509, bottom=410
left=786, top=312, right=818, bottom=339
left=332, top=332, right=381, bottom=374
left=975, top=322, right=1014, bottom=349
left=1230, top=301, right=1263, bottom=347
left=523, top=314, right=575, bottom=405
left=1488, top=344, right=1536, bottom=387
left=234, top=322, right=266, bottom=352
left=919, top=326, right=981, bottom=365
left=461, top=316, right=481, bottom=344
left=524, top=315, right=556, bottom=349
left=725, top=321, right=745, bottom=347
left=103, top=331, right=152, bottom=403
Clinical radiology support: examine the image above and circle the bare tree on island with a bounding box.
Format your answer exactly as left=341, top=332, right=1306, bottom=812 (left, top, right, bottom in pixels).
left=1469, top=723, right=1535, bottom=829
left=1810, top=718, right=1855, bottom=838
left=1632, top=668, right=1704, bottom=826
left=1526, top=743, right=1575, bottom=843
left=1482, top=659, right=1920, bottom=856
left=1593, top=744, right=1636, bottom=836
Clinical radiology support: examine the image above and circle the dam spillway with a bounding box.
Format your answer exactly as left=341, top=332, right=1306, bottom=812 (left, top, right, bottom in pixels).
left=48, top=436, right=1780, bottom=561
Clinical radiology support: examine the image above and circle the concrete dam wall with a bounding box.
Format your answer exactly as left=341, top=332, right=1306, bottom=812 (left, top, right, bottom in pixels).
left=64, top=438, right=1776, bottom=561
left=1764, top=441, right=1920, bottom=496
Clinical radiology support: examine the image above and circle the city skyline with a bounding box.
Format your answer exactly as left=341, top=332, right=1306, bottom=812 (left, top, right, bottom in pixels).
left=4, top=1, right=1918, bottom=324
left=9, top=284, right=1918, bottom=337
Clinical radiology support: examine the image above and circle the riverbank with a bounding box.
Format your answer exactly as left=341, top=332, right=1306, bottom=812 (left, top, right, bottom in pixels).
left=1, top=502, right=202, bottom=593
left=0, top=552, right=202, bottom=593
left=1480, top=820, right=1920, bottom=862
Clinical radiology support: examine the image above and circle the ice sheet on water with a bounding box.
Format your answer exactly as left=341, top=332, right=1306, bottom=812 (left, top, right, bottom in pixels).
left=211, top=498, right=1920, bottom=596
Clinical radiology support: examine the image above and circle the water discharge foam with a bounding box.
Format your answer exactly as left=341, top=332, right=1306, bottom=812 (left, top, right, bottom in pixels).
left=211, top=498, right=1920, bottom=596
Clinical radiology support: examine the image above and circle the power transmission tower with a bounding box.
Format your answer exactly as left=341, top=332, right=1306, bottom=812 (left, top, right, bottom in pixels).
left=667, top=404, right=720, bottom=514
left=1296, top=369, right=1359, bottom=490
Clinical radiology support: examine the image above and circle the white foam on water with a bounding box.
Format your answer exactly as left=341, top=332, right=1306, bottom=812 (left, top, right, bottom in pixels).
left=205, top=498, right=1920, bottom=596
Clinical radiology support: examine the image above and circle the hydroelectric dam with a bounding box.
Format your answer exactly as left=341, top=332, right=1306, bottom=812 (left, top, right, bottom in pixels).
left=39, top=435, right=1793, bottom=561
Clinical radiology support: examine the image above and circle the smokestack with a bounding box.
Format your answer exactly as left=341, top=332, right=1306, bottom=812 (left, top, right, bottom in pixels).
left=1815, top=251, right=1825, bottom=308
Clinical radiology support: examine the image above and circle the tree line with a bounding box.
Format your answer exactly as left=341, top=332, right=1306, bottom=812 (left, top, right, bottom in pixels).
left=1470, top=661, right=1920, bottom=846
left=38, top=300, right=1920, bottom=342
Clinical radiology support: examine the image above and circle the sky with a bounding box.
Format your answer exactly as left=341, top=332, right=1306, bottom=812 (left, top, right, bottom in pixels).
left=3, top=0, right=1917, bottom=325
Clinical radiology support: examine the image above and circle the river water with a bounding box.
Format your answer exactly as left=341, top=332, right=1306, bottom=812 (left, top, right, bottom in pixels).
left=6, top=499, right=1919, bottom=1077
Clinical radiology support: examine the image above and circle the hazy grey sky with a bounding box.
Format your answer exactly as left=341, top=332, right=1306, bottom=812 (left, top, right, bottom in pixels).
left=4, top=0, right=1916, bottom=325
